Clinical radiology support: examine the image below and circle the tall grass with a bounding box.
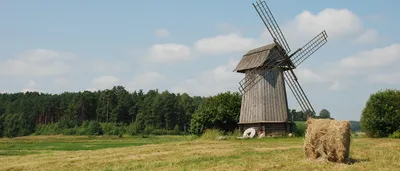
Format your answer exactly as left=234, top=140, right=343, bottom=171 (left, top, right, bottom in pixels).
left=200, top=129, right=241, bottom=140
left=200, top=129, right=224, bottom=140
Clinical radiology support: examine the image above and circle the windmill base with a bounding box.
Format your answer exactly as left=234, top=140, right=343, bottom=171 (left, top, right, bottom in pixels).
left=238, top=122, right=293, bottom=136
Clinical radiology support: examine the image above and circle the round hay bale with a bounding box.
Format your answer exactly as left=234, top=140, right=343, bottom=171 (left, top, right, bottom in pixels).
left=303, top=118, right=351, bottom=163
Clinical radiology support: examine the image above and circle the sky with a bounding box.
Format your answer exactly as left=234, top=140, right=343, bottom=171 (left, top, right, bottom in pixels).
left=1, top=0, right=399, bottom=121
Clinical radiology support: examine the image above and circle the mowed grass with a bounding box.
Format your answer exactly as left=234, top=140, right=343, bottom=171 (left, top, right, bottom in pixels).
left=0, top=135, right=192, bottom=151
left=1, top=135, right=400, bottom=171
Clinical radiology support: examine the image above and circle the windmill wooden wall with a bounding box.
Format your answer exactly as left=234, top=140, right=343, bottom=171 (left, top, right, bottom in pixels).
left=234, top=43, right=292, bottom=134
left=239, top=67, right=288, bottom=123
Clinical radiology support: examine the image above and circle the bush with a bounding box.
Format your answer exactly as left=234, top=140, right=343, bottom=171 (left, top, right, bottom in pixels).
left=126, top=122, right=139, bottom=136
left=143, top=125, right=154, bottom=135
left=86, top=121, right=103, bottom=135
left=190, top=92, right=241, bottom=135
left=389, top=131, right=400, bottom=139
left=293, top=122, right=307, bottom=137
left=100, top=123, right=125, bottom=136
left=360, top=89, right=400, bottom=138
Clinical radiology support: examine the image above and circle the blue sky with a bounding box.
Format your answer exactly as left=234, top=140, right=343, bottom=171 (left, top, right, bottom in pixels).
left=1, top=0, right=399, bottom=121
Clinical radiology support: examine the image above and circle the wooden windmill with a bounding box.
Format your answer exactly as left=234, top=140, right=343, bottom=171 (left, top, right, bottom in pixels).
left=234, top=0, right=328, bottom=134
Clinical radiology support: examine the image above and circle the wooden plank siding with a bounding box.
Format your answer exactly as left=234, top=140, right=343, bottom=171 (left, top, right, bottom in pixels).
left=238, top=67, right=289, bottom=124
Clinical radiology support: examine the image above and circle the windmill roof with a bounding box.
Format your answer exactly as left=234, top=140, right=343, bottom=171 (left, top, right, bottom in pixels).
left=233, top=43, right=277, bottom=73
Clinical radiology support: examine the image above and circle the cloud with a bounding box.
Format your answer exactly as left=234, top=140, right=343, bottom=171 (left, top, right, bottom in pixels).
left=339, top=43, right=400, bottom=69
left=295, top=68, right=326, bottom=84
left=154, top=28, right=170, bottom=38
left=53, top=78, right=69, bottom=87
left=284, top=8, right=377, bottom=44
left=91, top=75, right=120, bottom=90
left=20, top=80, right=42, bottom=93
left=355, top=29, right=378, bottom=44
left=194, top=33, right=259, bottom=55
left=27, top=80, right=36, bottom=87
left=147, top=44, right=192, bottom=63
left=21, top=88, right=41, bottom=93
left=295, top=43, right=400, bottom=90
left=91, top=61, right=130, bottom=73
left=127, top=72, right=167, bottom=91
left=292, top=68, right=344, bottom=91
left=172, top=59, right=242, bottom=96
left=0, top=49, right=74, bottom=77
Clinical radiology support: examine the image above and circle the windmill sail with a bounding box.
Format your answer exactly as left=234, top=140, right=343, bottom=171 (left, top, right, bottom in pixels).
left=291, top=30, right=328, bottom=67
left=253, top=0, right=291, bottom=53
left=283, top=70, right=316, bottom=115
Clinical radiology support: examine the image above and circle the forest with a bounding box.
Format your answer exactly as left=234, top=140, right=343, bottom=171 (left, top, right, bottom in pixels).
left=0, top=85, right=329, bottom=138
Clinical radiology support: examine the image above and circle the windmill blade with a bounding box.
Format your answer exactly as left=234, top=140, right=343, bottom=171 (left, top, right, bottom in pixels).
left=252, top=0, right=291, bottom=53
left=283, top=70, right=316, bottom=116
left=291, top=30, right=328, bottom=67
left=238, top=49, right=286, bottom=94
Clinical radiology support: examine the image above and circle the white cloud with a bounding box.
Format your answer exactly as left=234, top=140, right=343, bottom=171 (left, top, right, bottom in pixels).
left=339, top=43, right=400, bottom=69
left=284, top=8, right=377, bottom=44
left=295, top=68, right=326, bottom=84
left=147, top=44, right=192, bottom=63
left=134, top=72, right=166, bottom=86
left=292, top=68, right=344, bottom=91
left=53, top=78, right=69, bottom=87
left=0, top=49, right=74, bottom=77
left=172, top=59, right=241, bottom=96
left=127, top=72, right=167, bottom=91
left=91, top=75, right=120, bottom=90
left=154, top=28, right=170, bottom=38
left=91, top=61, right=130, bottom=73
left=355, top=29, right=378, bottom=44
left=297, top=43, right=400, bottom=90
left=21, top=88, right=41, bottom=93
left=84, top=88, right=98, bottom=92
left=27, top=80, right=36, bottom=87
left=194, top=33, right=258, bottom=55
left=20, top=80, right=41, bottom=93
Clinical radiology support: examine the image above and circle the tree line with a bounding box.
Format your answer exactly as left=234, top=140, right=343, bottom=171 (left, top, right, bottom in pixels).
left=0, top=85, right=331, bottom=138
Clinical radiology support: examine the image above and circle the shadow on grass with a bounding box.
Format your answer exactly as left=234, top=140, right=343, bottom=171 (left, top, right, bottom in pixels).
left=0, top=150, right=41, bottom=156
left=346, top=158, right=370, bottom=165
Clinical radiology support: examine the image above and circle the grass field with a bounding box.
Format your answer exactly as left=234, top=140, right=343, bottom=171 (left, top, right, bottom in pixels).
left=1, top=135, right=400, bottom=171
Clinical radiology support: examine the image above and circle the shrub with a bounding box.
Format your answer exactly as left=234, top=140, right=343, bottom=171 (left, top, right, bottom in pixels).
left=389, top=131, right=400, bottom=139
left=86, top=121, right=103, bottom=135
left=190, top=92, right=241, bottom=135
left=100, top=123, right=125, bottom=136
left=126, top=122, right=139, bottom=136
left=360, top=89, right=400, bottom=138
left=143, top=125, right=155, bottom=135
left=293, top=122, right=307, bottom=137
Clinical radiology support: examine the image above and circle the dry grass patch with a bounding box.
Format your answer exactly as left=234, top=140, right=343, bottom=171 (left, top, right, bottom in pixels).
left=1, top=136, right=400, bottom=170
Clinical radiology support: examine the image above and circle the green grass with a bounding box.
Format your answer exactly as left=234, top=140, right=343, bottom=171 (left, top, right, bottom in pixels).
left=0, top=135, right=195, bottom=151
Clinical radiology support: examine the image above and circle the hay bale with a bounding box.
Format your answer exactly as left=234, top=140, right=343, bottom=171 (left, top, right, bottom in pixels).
left=304, top=118, right=351, bottom=163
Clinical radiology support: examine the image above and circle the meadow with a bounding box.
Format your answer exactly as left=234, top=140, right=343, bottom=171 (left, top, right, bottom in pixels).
left=1, top=134, right=400, bottom=171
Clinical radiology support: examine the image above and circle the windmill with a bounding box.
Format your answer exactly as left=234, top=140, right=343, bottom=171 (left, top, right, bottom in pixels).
left=233, top=0, right=328, bottom=135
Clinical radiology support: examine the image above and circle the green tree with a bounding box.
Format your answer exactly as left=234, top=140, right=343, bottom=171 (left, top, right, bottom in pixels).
left=190, top=91, right=241, bottom=135
left=360, top=89, right=400, bottom=138
left=319, top=109, right=331, bottom=119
